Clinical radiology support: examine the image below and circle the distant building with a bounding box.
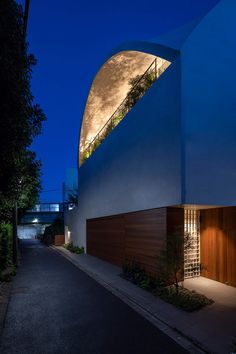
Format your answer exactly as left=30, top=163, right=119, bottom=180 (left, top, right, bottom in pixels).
left=18, top=203, right=65, bottom=239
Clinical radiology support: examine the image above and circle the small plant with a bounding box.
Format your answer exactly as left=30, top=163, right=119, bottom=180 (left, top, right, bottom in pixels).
left=122, top=259, right=213, bottom=312
left=63, top=242, right=84, bottom=255
left=81, top=66, right=158, bottom=164
left=122, top=260, right=158, bottom=291
left=154, top=286, right=213, bottom=312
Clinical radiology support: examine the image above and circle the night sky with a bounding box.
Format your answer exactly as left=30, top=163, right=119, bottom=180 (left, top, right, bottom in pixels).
left=19, top=0, right=219, bottom=202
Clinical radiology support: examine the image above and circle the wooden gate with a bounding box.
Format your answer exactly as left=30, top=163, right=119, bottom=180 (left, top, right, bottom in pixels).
left=87, top=207, right=184, bottom=274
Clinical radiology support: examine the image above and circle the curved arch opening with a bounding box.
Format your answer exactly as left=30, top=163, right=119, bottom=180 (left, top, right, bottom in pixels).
left=79, top=50, right=170, bottom=165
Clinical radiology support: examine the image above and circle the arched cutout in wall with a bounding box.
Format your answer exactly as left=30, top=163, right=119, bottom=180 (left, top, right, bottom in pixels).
left=79, top=50, right=170, bottom=165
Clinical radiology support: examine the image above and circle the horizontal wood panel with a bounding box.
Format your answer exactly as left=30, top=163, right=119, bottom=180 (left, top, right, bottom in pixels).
left=87, top=215, right=125, bottom=266
left=124, top=209, right=167, bottom=275
left=87, top=207, right=184, bottom=277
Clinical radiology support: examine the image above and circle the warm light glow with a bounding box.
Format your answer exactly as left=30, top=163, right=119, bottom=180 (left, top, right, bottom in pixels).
left=184, top=209, right=200, bottom=279
left=79, top=50, right=170, bottom=165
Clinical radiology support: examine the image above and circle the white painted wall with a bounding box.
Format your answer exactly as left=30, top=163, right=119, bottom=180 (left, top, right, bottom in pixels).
left=64, top=207, right=81, bottom=245
left=182, top=0, right=236, bottom=206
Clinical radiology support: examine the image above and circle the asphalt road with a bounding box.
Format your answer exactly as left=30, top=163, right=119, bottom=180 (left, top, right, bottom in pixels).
left=0, top=240, right=187, bottom=354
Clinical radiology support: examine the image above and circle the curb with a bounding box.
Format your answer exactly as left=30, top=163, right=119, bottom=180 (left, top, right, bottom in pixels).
left=52, top=246, right=209, bottom=354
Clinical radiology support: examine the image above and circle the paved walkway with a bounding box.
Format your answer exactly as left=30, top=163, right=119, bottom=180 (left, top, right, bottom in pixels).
left=0, top=240, right=187, bottom=354
left=54, top=246, right=236, bottom=354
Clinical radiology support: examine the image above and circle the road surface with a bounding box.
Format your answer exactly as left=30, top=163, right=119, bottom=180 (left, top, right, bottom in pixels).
left=0, top=240, right=187, bottom=354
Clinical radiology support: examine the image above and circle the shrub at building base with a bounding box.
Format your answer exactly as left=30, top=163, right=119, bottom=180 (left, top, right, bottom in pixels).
left=154, top=285, right=213, bottom=312
left=122, top=261, right=158, bottom=290
left=63, top=242, right=84, bottom=255
left=122, top=259, right=213, bottom=312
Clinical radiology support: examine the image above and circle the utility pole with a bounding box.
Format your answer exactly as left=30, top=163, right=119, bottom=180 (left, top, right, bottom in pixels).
left=12, top=1, right=31, bottom=266
left=12, top=202, right=18, bottom=266
left=23, top=0, right=30, bottom=40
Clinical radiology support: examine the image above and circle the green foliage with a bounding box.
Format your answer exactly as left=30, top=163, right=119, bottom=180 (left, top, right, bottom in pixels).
left=156, top=234, right=184, bottom=294
left=0, top=0, right=46, bottom=222
left=81, top=70, right=156, bottom=163
left=63, top=242, right=84, bottom=254
left=42, top=217, right=64, bottom=246
left=154, top=286, right=214, bottom=312
left=0, top=265, right=16, bottom=282
left=66, top=190, right=78, bottom=204
left=0, top=223, right=13, bottom=271
left=124, top=72, right=156, bottom=111
left=81, top=150, right=91, bottom=163
left=122, top=259, right=213, bottom=312
left=122, top=260, right=158, bottom=290
left=155, top=232, right=198, bottom=295
left=112, top=111, right=125, bottom=127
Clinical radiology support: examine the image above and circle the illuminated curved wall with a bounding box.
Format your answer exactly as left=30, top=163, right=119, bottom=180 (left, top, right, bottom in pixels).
left=79, top=51, right=170, bottom=164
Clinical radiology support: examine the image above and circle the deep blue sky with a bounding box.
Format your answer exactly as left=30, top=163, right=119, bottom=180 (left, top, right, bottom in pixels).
left=19, top=0, right=219, bottom=202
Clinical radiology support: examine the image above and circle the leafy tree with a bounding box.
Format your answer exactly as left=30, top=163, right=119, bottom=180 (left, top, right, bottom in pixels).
left=0, top=0, right=46, bottom=221
left=156, top=233, right=195, bottom=294
left=66, top=189, right=78, bottom=204
left=0, top=223, right=12, bottom=271
left=42, top=217, right=64, bottom=246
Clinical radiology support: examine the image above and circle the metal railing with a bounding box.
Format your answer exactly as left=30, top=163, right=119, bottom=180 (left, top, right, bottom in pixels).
left=81, top=57, right=170, bottom=163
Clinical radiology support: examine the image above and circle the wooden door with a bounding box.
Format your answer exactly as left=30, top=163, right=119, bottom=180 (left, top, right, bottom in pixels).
left=201, top=207, right=236, bottom=287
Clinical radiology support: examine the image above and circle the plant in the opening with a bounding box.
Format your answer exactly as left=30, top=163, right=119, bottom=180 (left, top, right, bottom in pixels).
left=81, top=150, right=91, bottom=163
left=81, top=68, right=158, bottom=164
left=112, top=111, right=125, bottom=127
left=0, top=223, right=13, bottom=272
left=124, top=72, right=156, bottom=111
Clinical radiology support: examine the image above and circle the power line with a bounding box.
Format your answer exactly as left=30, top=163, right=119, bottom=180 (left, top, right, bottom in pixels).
left=41, top=189, right=62, bottom=193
